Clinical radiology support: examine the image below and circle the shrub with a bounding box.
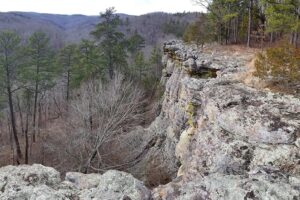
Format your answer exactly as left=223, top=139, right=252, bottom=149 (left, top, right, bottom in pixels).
left=254, top=43, right=300, bottom=91
left=183, top=14, right=213, bottom=47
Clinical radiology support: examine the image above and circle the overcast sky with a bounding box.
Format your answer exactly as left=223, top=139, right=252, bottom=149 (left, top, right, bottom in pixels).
left=0, top=0, right=203, bottom=15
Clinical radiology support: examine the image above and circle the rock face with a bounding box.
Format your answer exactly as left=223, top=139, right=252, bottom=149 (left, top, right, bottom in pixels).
left=0, top=164, right=151, bottom=200
left=79, top=170, right=151, bottom=200
left=65, top=172, right=102, bottom=190
left=0, top=41, right=299, bottom=200
left=0, top=164, right=76, bottom=200
left=152, top=41, right=300, bottom=199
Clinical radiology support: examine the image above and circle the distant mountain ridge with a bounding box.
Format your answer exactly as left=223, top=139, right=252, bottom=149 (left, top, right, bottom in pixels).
left=0, top=11, right=199, bottom=49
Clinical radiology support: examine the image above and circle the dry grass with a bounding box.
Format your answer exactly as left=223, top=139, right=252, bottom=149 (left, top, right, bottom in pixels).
left=201, top=44, right=300, bottom=97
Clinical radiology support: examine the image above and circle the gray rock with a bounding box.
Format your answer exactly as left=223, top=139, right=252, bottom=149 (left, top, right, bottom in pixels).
left=152, top=40, right=300, bottom=200
left=79, top=170, right=151, bottom=200
left=0, top=164, right=77, bottom=199
left=65, top=172, right=102, bottom=190
left=0, top=165, right=151, bottom=200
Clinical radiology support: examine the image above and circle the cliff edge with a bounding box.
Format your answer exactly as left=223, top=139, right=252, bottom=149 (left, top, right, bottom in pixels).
left=0, top=41, right=299, bottom=200
left=153, top=41, right=300, bottom=199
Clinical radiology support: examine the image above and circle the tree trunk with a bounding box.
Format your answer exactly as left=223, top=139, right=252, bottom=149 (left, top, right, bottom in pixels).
left=25, top=114, right=29, bottom=164
left=16, top=96, right=25, bottom=136
left=38, top=101, right=42, bottom=136
left=32, top=87, right=37, bottom=142
left=5, top=63, right=22, bottom=160
left=108, top=52, right=114, bottom=79
left=139, top=66, right=142, bottom=81
left=225, top=24, right=229, bottom=45
left=295, top=8, right=300, bottom=48
left=247, top=0, right=252, bottom=47
left=66, top=70, right=70, bottom=102
left=7, top=86, right=22, bottom=160
left=32, top=63, right=40, bottom=143
left=8, top=115, right=14, bottom=165
left=217, top=22, right=222, bottom=44
left=270, top=32, right=273, bottom=44
left=83, top=148, right=98, bottom=173
left=88, top=82, right=94, bottom=132
left=233, top=18, right=238, bottom=44
left=295, top=32, right=299, bottom=48
left=24, top=91, right=31, bottom=164
left=290, top=33, right=294, bottom=45
left=66, top=53, right=71, bottom=103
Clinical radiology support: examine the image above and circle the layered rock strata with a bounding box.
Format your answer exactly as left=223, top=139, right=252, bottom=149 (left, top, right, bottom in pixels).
left=0, top=41, right=299, bottom=200
left=152, top=41, right=300, bottom=200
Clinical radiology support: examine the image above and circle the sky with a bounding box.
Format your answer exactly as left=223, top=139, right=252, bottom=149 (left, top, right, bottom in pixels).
left=0, top=0, right=203, bottom=16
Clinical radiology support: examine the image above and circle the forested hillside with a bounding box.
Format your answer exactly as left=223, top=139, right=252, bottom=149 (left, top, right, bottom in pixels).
left=185, top=0, right=299, bottom=47
left=0, top=11, right=198, bottom=48
left=0, top=8, right=199, bottom=172
left=183, top=0, right=300, bottom=93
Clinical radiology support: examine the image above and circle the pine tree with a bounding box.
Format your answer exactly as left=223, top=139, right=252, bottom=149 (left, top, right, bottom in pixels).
left=183, top=14, right=213, bottom=47
left=261, top=0, right=300, bottom=46
left=72, top=40, right=103, bottom=86
left=23, top=31, right=56, bottom=142
left=127, top=30, right=145, bottom=55
left=58, top=44, right=78, bottom=101
left=193, top=0, right=263, bottom=45
left=133, top=51, right=147, bottom=81
left=0, top=31, right=23, bottom=159
left=149, top=47, right=162, bottom=79
left=91, top=7, right=127, bottom=79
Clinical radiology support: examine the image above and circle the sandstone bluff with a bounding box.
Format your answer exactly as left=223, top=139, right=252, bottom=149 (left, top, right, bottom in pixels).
left=0, top=41, right=299, bottom=200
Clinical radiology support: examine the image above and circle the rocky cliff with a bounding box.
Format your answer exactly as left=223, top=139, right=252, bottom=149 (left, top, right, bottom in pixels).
left=0, top=41, right=299, bottom=200
left=153, top=41, right=300, bottom=199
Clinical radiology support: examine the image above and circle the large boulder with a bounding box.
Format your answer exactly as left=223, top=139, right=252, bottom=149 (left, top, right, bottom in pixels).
left=65, top=172, right=102, bottom=190
left=0, top=165, right=151, bottom=200
left=0, top=164, right=77, bottom=199
left=79, top=170, right=151, bottom=200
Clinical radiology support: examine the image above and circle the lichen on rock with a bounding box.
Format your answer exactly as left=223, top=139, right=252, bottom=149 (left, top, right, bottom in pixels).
left=152, top=40, right=300, bottom=200
left=0, top=40, right=299, bottom=200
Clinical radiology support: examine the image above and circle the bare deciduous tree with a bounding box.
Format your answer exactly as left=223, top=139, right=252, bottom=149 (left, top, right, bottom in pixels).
left=46, top=73, right=145, bottom=173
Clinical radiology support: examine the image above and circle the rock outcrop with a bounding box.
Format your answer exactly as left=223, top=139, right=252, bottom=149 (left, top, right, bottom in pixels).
left=152, top=41, right=300, bottom=199
left=0, top=164, right=75, bottom=199
left=0, top=164, right=151, bottom=200
left=0, top=41, right=299, bottom=200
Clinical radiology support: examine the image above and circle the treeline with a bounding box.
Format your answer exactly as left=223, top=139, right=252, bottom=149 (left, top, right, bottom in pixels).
left=0, top=8, right=162, bottom=167
left=184, top=0, right=300, bottom=47
left=162, top=19, right=189, bottom=38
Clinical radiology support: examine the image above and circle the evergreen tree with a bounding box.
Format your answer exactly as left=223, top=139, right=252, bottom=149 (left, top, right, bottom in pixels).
left=23, top=31, right=56, bottom=142
left=91, top=7, right=127, bottom=79
left=183, top=14, right=213, bottom=47
left=72, top=40, right=103, bottom=86
left=126, top=31, right=146, bottom=75
left=127, top=30, right=145, bottom=55
left=261, top=0, right=300, bottom=46
left=149, top=47, right=162, bottom=79
left=193, top=0, right=299, bottom=47
left=133, top=51, right=147, bottom=81
left=194, top=0, right=226, bottom=43
left=162, top=19, right=189, bottom=38
left=0, top=31, right=23, bottom=159
left=58, top=44, right=78, bottom=101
